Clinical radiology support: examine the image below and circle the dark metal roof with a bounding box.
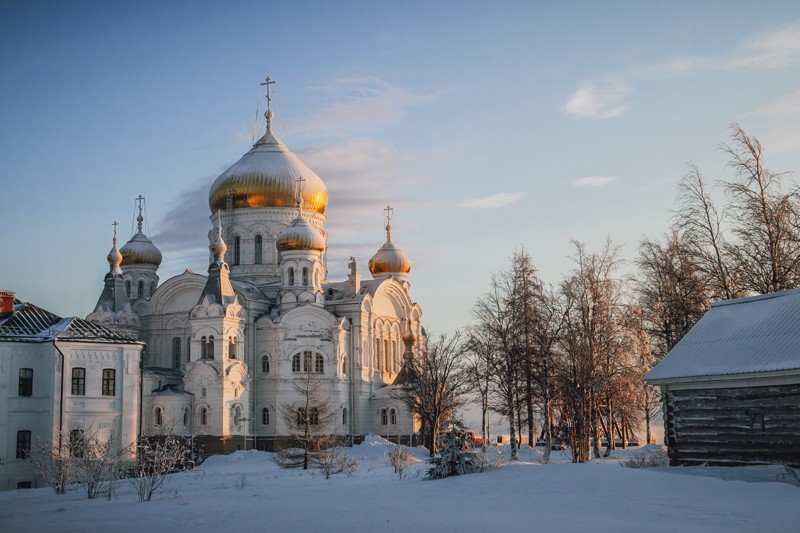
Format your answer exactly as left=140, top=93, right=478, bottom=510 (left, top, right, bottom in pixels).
left=0, top=301, right=140, bottom=344
left=646, top=288, right=800, bottom=382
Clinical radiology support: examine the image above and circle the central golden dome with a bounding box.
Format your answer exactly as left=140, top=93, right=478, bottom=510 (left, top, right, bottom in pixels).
left=208, top=117, right=328, bottom=214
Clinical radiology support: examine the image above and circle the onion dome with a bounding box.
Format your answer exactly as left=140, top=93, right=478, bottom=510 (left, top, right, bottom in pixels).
left=120, top=206, right=162, bottom=267
left=210, top=211, right=227, bottom=262
left=402, top=329, right=417, bottom=344
left=208, top=108, right=328, bottom=214
left=276, top=194, right=325, bottom=253
left=106, top=222, right=123, bottom=276
left=368, top=206, right=411, bottom=278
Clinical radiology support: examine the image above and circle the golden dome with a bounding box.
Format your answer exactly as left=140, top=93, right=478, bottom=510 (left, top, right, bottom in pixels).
left=402, top=329, right=417, bottom=343
left=276, top=213, right=326, bottom=253
left=120, top=230, right=163, bottom=267
left=208, top=117, right=328, bottom=214
left=369, top=241, right=412, bottom=277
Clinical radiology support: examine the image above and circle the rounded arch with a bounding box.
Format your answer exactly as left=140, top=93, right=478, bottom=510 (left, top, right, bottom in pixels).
left=149, top=271, right=207, bottom=315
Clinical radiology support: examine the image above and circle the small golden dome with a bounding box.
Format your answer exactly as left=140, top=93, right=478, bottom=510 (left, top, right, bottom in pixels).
left=368, top=242, right=412, bottom=277
left=120, top=202, right=162, bottom=267
left=402, top=330, right=417, bottom=343
left=276, top=214, right=325, bottom=253
left=208, top=125, right=328, bottom=215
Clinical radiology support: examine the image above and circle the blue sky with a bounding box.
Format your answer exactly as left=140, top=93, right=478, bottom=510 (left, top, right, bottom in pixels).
left=2, top=1, right=800, bottom=334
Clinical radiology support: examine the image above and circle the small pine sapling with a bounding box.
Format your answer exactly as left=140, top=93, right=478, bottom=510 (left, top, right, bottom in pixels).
left=426, top=420, right=484, bottom=479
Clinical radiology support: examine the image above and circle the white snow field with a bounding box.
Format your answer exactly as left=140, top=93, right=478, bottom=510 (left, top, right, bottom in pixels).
left=1, top=436, right=798, bottom=533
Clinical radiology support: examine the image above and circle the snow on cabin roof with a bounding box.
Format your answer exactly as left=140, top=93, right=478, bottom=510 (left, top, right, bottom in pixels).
left=0, top=300, right=139, bottom=344
left=646, top=288, right=800, bottom=382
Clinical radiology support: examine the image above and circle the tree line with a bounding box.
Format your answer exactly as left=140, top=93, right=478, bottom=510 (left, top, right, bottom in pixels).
left=403, top=124, right=800, bottom=462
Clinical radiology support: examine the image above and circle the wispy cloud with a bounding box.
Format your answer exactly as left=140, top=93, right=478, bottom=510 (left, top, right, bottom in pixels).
left=745, top=90, right=800, bottom=116
left=458, top=192, right=526, bottom=208
left=572, top=176, right=616, bottom=188
left=290, top=77, right=436, bottom=138
left=726, top=22, right=800, bottom=69
left=564, top=81, right=631, bottom=119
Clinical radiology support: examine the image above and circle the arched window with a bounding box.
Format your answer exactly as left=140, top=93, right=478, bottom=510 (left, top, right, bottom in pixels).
left=186, top=337, right=191, bottom=363
left=315, top=354, right=324, bottom=374
left=201, top=336, right=208, bottom=358
left=292, top=354, right=301, bottom=372
left=233, top=236, right=241, bottom=265
left=342, top=357, right=347, bottom=376
left=234, top=405, right=242, bottom=426
left=183, top=407, right=190, bottom=427
left=262, top=356, right=270, bottom=373
left=262, top=407, right=270, bottom=425
left=172, top=337, right=181, bottom=369
left=155, top=407, right=163, bottom=427
left=392, top=340, right=397, bottom=370
left=201, top=407, right=208, bottom=425
left=138, top=280, right=144, bottom=298
left=342, top=407, right=348, bottom=425
left=201, top=388, right=206, bottom=398
left=381, top=408, right=388, bottom=426
left=71, top=367, right=85, bottom=395
left=390, top=408, right=397, bottom=425
left=229, top=336, right=237, bottom=359
left=384, top=339, right=390, bottom=372
left=310, top=407, right=319, bottom=426
left=375, top=339, right=380, bottom=370
left=288, top=267, right=295, bottom=286
left=125, top=281, right=131, bottom=298
left=208, top=336, right=215, bottom=360
left=302, top=267, right=309, bottom=286
left=303, top=351, right=312, bottom=372
left=254, top=235, right=263, bottom=264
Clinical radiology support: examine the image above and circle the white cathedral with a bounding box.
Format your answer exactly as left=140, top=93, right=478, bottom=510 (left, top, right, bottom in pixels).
left=86, top=88, right=425, bottom=454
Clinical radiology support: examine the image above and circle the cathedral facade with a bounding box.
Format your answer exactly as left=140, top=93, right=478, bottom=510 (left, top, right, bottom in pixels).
left=86, top=96, right=425, bottom=454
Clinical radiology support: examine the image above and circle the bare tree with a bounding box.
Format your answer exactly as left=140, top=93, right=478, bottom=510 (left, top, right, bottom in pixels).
left=278, top=369, right=338, bottom=470
left=722, top=124, right=800, bottom=294
left=129, top=431, right=190, bottom=502
left=396, top=332, right=469, bottom=456
left=465, top=325, right=494, bottom=450
left=27, top=432, right=75, bottom=495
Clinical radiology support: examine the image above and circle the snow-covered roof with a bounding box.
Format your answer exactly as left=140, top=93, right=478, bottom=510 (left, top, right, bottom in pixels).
left=0, top=301, right=140, bottom=344
left=646, top=288, right=800, bottom=382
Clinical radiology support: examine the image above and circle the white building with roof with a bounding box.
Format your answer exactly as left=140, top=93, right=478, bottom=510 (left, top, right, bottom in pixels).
left=86, top=84, right=425, bottom=454
left=0, top=290, right=143, bottom=490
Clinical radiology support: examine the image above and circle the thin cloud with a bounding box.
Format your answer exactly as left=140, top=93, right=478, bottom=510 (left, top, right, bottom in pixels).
left=726, top=21, right=800, bottom=69
left=745, top=90, right=800, bottom=116
left=564, top=81, right=631, bottom=119
left=291, top=77, right=436, bottom=138
left=458, top=192, right=526, bottom=208
left=572, top=176, right=616, bottom=188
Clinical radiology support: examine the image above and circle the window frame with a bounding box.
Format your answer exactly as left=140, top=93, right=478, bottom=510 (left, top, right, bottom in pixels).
left=262, top=407, right=270, bottom=425
left=254, top=234, right=263, bottom=264
left=18, top=368, right=33, bottom=397
left=172, top=337, right=182, bottom=369
left=71, top=367, right=86, bottom=396
left=102, top=368, right=116, bottom=396
left=16, top=430, right=31, bottom=459
left=262, top=356, right=270, bottom=373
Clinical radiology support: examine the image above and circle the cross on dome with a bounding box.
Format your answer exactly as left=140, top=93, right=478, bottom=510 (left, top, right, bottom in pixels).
left=260, top=76, right=277, bottom=132
left=384, top=205, right=394, bottom=242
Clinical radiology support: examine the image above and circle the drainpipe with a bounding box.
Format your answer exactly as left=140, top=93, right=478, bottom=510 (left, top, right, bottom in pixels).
left=348, top=318, right=355, bottom=447
left=53, top=341, right=66, bottom=450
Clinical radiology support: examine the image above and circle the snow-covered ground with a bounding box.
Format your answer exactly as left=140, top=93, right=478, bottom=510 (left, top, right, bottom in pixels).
left=1, top=437, right=798, bottom=532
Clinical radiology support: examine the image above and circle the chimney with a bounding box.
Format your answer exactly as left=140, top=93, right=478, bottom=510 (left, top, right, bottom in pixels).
left=0, top=290, right=15, bottom=314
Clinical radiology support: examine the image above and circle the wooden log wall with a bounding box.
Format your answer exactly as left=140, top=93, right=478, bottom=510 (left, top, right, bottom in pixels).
left=664, top=382, right=800, bottom=467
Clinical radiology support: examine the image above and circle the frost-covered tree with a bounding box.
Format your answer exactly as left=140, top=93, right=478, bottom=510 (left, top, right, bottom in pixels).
left=426, top=420, right=483, bottom=479
left=279, top=369, right=337, bottom=470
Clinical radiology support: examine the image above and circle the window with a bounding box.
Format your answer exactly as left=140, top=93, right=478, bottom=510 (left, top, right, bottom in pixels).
left=16, top=430, right=31, bottom=459
left=201, top=336, right=208, bottom=358
left=342, top=357, right=347, bottom=376
left=255, top=235, right=263, bottom=264
left=233, top=236, right=241, bottom=265
left=201, top=407, right=208, bottom=425
left=183, top=407, right=190, bottom=427
left=172, top=337, right=181, bottom=369
left=384, top=339, right=390, bottom=372
left=292, top=354, right=301, bottom=372
left=138, top=280, right=144, bottom=298
left=125, top=281, right=131, bottom=298
left=315, top=354, right=324, bottom=374
left=288, top=267, right=295, bottom=286
left=229, top=336, right=237, bottom=359
left=390, top=408, right=397, bottom=425
left=342, top=408, right=348, bottom=425
left=302, top=267, right=309, bottom=286
left=234, top=405, right=242, bottom=426
left=71, top=367, right=85, bottom=395
left=303, top=351, right=312, bottom=372
left=297, top=408, right=306, bottom=426
left=262, top=356, right=270, bottom=373
left=749, top=408, right=765, bottom=432
left=187, top=337, right=191, bottom=363
left=18, top=368, right=33, bottom=397
left=102, top=369, right=116, bottom=396
left=155, top=407, right=163, bottom=427
left=201, top=387, right=207, bottom=398
left=262, top=407, right=270, bottom=425
left=208, top=336, right=215, bottom=359
left=310, top=407, right=319, bottom=426
left=70, top=429, right=85, bottom=458
left=381, top=408, right=388, bottom=426
left=392, top=340, right=397, bottom=370
left=375, top=339, right=380, bottom=370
